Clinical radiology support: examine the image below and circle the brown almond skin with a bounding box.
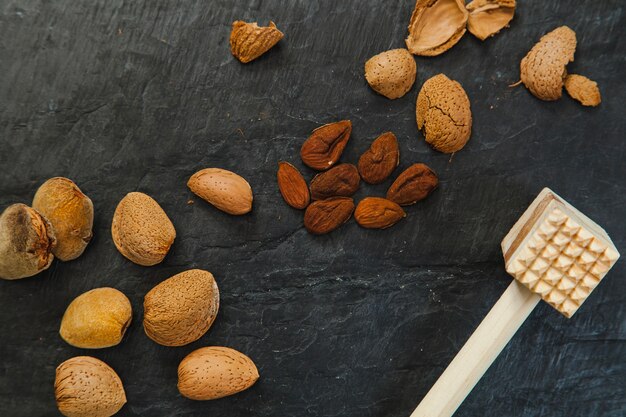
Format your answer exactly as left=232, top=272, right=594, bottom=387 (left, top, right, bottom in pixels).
left=0, top=203, right=56, bottom=280
left=304, top=197, right=355, bottom=235
left=32, top=177, right=94, bottom=261
left=520, top=26, right=577, bottom=101
left=143, top=269, right=219, bottom=347
left=358, top=132, right=400, bottom=184
left=355, top=197, right=406, bottom=229
left=416, top=74, right=472, bottom=153
left=55, top=356, right=126, bottom=417
left=230, top=21, right=284, bottom=64
left=188, top=168, right=253, bottom=215
left=178, top=346, right=259, bottom=400
left=277, top=161, right=310, bottom=209
left=300, top=120, right=352, bottom=171
left=387, top=163, right=438, bottom=206
left=60, top=288, right=132, bottom=349
left=111, top=192, right=176, bottom=266
left=310, top=163, right=360, bottom=200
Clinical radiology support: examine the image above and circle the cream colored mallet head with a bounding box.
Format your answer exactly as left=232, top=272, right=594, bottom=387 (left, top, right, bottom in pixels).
left=410, top=187, right=620, bottom=417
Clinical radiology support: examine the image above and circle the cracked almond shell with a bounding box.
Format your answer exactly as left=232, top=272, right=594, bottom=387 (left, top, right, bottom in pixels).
left=188, top=168, right=253, bottom=215
left=564, top=74, right=601, bottom=107
left=230, top=21, right=284, bottom=63
left=0, top=203, right=56, bottom=280
left=178, top=346, right=259, bottom=400
left=60, top=288, right=132, bottom=349
left=364, top=49, right=417, bottom=99
left=466, top=0, right=516, bottom=41
left=520, top=26, right=577, bottom=101
left=32, top=177, right=93, bottom=261
left=406, top=0, right=468, bottom=56
left=111, top=192, right=176, bottom=266
left=55, top=356, right=126, bottom=417
left=416, top=74, right=472, bottom=153
left=143, top=269, right=219, bottom=347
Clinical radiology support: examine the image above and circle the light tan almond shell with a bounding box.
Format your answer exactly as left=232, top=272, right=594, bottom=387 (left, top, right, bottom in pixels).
left=0, top=203, right=56, bottom=280
left=32, top=177, right=94, bottom=261
left=55, top=356, right=126, bottom=417
left=520, top=26, right=577, bottom=101
left=416, top=74, right=472, bottom=153
left=60, top=288, right=132, bottom=349
left=187, top=168, right=253, bottom=215
left=111, top=192, right=176, bottom=266
left=564, top=74, right=601, bottom=107
left=466, top=0, right=516, bottom=41
left=143, top=269, right=219, bottom=347
left=178, top=346, right=259, bottom=400
left=364, top=49, right=417, bottom=99
left=230, top=21, right=284, bottom=63
left=406, top=0, right=468, bottom=56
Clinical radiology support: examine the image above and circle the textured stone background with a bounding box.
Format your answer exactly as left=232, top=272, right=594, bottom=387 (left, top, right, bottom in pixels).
left=0, top=1, right=624, bottom=416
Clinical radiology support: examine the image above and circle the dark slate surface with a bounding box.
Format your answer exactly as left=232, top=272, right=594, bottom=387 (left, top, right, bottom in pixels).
left=0, top=1, right=624, bottom=416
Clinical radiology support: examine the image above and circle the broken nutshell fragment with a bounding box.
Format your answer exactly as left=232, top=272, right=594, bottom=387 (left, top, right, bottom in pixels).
left=300, top=120, right=352, bottom=171
left=310, top=164, right=360, bottom=200
left=466, top=0, right=516, bottom=41
left=520, top=26, right=577, bottom=101
left=304, top=197, right=355, bottom=235
left=358, top=132, right=400, bottom=184
left=364, top=49, right=417, bottom=99
left=387, top=163, right=438, bottom=206
left=230, top=21, right=284, bottom=63
left=564, top=74, right=601, bottom=107
left=406, top=0, right=468, bottom=56
left=416, top=74, right=472, bottom=153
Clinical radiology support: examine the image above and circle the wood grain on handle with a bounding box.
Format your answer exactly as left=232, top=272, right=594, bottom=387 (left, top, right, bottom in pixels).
left=410, top=281, right=541, bottom=417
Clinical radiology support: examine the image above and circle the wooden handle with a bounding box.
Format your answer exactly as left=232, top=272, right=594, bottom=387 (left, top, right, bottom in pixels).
left=410, top=280, right=541, bottom=417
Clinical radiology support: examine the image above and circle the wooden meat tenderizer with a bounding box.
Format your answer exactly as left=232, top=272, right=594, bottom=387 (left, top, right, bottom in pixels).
left=410, top=188, right=620, bottom=417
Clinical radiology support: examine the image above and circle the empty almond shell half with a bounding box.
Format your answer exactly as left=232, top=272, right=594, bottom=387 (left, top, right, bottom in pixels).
left=416, top=74, right=472, bottom=153
left=564, top=74, right=601, bottom=107
left=520, top=26, right=577, bottom=101
left=230, top=21, right=284, bottom=63
left=364, top=49, right=417, bottom=99
left=466, top=0, right=516, bottom=41
left=406, top=0, right=468, bottom=56
left=55, top=356, right=126, bottom=417
left=143, top=269, right=219, bottom=347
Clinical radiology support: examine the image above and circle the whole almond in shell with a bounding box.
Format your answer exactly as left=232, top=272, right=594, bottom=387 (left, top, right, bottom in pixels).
left=310, top=163, right=360, bottom=200
left=300, top=120, right=352, bottom=171
left=304, top=197, right=355, bottom=235
left=55, top=356, right=126, bottom=417
left=277, top=161, right=310, bottom=209
left=520, top=26, right=577, bottom=101
left=406, top=0, right=468, bottom=56
left=230, top=21, right=284, bottom=64
left=416, top=74, right=472, bottom=153
left=0, top=203, right=56, bottom=280
left=387, top=163, right=438, bottom=206
left=178, top=346, right=259, bottom=400
left=358, top=132, right=400, bottom=184
left=111, top=192, right=176, bottom=266
left=143, top=269, right=219, bottom=347
left=364, top=49, right=417, bottom=99
left=32, top=177, right=93, bottom=261
left=355, top=197, right=406, bottom=229
left=60, top=288, right=132, bottom=349
left=466, top=0, right=516, bottom=41
left=564, top=74, right=601, bottom=107
left=188, top=168, right=253, bottom=215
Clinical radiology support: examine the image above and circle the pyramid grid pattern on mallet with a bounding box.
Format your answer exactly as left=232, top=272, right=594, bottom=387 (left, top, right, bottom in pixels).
left=505, top=206, right=619, bottom=317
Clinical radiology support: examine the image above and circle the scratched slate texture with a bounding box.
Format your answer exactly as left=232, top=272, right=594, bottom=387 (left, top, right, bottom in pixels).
left=0, top=0, right=625, bottom=416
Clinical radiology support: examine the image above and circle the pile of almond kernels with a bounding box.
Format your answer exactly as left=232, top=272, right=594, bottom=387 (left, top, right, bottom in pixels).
left=277, top=120, right=438, bottom=234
